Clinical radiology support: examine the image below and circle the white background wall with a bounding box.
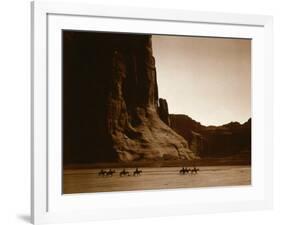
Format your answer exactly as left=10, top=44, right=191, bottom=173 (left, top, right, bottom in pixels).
left=0, top=0, right=280, bottom=224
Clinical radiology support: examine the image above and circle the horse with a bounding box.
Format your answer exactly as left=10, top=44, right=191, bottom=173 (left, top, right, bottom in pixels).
left=190, top=167, right=199, bottom=174
left=119, top=169, right=130, bottom=177
left=179, top=167, right=185, bottom=174
left=179, top=167, right=190, bottom=175
left=98, top=169, right=107, bottom=176
left=133, top=168, right=142, bottom=176
left=106, top=169, right=115, bottom=176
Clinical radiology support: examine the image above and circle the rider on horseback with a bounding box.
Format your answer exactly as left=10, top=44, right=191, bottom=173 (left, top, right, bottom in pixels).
left=120, top=168, right=130, bottom=177
left=133, top=167, right=142, bottom=176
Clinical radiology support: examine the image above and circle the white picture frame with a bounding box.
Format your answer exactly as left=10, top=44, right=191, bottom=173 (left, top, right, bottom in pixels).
left=31, top=1, right=273, bottom=224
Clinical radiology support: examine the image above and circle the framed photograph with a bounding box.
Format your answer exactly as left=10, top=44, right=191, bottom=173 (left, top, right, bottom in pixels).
left=31, top=1, right=273, bottom=224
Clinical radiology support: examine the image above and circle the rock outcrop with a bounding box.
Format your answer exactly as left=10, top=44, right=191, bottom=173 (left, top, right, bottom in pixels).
left=63, top=32, right=196, bottom=164
left=158, top=98, right=171, bottom=126
left=170, top=114, right=251, bottom=158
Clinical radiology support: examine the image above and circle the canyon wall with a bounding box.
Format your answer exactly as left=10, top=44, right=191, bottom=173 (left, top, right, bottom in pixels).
left=63, top=32, right=196, bottom=164
left=170, top=114, right=251, bottom=158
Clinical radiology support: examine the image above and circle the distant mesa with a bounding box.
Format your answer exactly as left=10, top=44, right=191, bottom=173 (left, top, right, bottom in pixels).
left=169, top=114, right=251, bottom=158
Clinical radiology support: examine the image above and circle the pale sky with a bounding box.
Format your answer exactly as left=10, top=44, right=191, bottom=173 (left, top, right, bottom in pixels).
left=152, top=35, right=251, bottom=126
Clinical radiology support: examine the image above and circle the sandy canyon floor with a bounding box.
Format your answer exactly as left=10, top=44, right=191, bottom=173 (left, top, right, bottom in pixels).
left=63, top=165, right=251, bottom=194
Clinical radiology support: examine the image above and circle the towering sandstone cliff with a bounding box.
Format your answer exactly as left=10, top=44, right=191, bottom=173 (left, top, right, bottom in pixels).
left=63, top=32, right=196, bottom=164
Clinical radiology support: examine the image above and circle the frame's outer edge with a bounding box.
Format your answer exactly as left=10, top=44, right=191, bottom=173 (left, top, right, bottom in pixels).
left=31, top=1, right=34, bottom=223
left=32, top=1, right=48, bottom=224
left=31, top=1, right=274, bottom=224
left=37, top=0, right=271, bottom=26
left=263, top=16, right=274, bottom=209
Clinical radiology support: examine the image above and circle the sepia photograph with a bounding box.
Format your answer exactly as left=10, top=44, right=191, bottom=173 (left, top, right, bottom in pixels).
left=62, top=31, right=251, bottom=194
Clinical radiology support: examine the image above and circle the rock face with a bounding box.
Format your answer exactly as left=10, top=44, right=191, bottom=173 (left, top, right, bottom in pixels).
left=63, top=32, right=196, bottom=164
left=189, top=131, right=205, bottom=156
left=170, top=114, right=251, bottom=158
left=158, top=98, right=171, bottom=126
left=169, top=114, right=206, bottom=156
left=202, top=120, right=251, bottom=157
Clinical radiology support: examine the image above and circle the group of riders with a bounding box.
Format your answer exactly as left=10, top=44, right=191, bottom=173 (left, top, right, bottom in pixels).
left=98, top=166, right=200, bottom=177
left=98, top=168, right=142, bottom=177
left=179, top=166, right=200, bottom=175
